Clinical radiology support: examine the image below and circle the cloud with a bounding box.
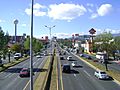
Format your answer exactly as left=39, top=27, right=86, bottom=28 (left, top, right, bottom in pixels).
left=95, top=28, right=120, bottom=34
left=90, top=4, right=112, bottom=19
left=48, top=3, right=87, bottom=21
left=25, top=3, right=46, bottom=16
left=0, top=19, right=5, bottom=23
left=97, top=4, right=112, bottom=16
left=90, top=13, right=98, bottom=19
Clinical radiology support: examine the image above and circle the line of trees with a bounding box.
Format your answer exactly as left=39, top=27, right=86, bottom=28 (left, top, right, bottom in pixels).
left=93, top=32, right=120, bottom=59
left=0, top=26, right=44, bottom=58
left=0, top=27, right=10, bottom=58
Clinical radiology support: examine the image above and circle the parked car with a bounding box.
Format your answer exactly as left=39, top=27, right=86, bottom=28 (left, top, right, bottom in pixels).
left=67, top=56, right=72, bottom=60
left=85, top=55, right=92, bottom=59
left=62, top=64, right=71, bottom=73
left=94, top=70, right=110, bottom=79
left=79, top=53, right=84, bottom=57
left=96, top=52, right=107, bottom=60
left=19, top=68, right=30, bottom=77
left=14, top=53, right=22, bottom=60
left=0, top=60, right=3, bottom=67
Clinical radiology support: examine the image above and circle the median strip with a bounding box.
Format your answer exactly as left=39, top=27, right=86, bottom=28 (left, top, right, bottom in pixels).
left=34, top=56, right=50, bottom=90
left=50, top=55, right=58, bottom=90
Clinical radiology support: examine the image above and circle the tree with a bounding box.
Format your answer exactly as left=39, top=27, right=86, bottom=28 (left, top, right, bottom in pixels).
left=24, top=37, right=43, bottom=53
left=0, top=27, right=10, bottom=56
left=10, top=43, right=22, bottom=53
left=94, top=32, right=116, bottom=57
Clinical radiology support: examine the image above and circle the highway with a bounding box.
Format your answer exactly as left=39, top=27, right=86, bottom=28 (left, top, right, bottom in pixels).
left=0, top=55, right=48, bottom=90
left=60, top=52, right=120, bottom=90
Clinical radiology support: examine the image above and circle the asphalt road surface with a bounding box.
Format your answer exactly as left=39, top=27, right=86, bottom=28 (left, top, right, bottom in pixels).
left=60, top=53, right=120, bottom=90
left=0, top=55, right=48, bottom=90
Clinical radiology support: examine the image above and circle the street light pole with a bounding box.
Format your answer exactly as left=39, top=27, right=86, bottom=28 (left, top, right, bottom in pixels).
left=45, top=25, right=55, bottom=54
left=14, top=19, right=18, bottom=43
left=30, top=0, right=34, bottom=90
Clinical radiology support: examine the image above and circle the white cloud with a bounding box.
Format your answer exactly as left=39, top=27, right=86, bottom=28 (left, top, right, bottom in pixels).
left=53, top=33, right=71, bottom=38
left=95, top=28, right=120, bottom=34
left=0, top=19, right=5, bottom=23
left=90, top=4, right=112, bottom=19
left=97, top=4, right=112, bottom=16
left=25, top=3, right=46, bottom=16
left=90, top=13, right=98, bottom=19
left=48, top=3, right=87, bottom=21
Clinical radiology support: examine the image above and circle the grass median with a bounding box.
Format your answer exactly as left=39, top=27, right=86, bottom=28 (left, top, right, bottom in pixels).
left=80, top=56, right=120, bottom=83
left=50, top=55, right=58, bottom=90
left=34, top=56, right=50, bottom=90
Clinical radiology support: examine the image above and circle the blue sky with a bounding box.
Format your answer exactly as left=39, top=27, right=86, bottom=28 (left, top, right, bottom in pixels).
left=0, top=0, right=120, bottom=38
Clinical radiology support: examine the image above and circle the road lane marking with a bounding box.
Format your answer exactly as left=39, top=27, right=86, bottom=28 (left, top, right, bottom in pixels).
left=83, top=70, right=91, bottom=77
left=58, top=56, right=64, bottom=90
left=74, top=74, right=76, bottom=77
left=23, top=80, right=30, bottom=90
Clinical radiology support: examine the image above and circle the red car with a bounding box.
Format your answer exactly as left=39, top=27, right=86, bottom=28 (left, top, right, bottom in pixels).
left=19, top=68, right=30, bottom=77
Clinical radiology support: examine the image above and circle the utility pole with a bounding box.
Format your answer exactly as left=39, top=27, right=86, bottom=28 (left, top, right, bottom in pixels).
left=14, top=19, right=18, bottom=43
left=30, top=0, right=34, bottom=90
left=45, top=25, right=55, bottom=55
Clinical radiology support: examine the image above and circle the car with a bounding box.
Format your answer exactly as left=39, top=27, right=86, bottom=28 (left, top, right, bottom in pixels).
left=60, top=56, right=64, bottom=60
left=71, top=61, right=80, bottom=67
left=86, top=55, right=92, bottom=59
left=94, top=70, right=110, bottom=79
left=62, top=64, right=71, bottom=73
left=36, top=55, right=42, bottom=58
left=14, top=53, right=22, bottom=60
left=19, top=68, right=30, bottom=77
left=67, top=56, right=72, bottom=60
left=96, top=52, right=108, bottom=60
left=0, top=60, right=3, bottom=67
left=80, top=53, right=84, bottom=57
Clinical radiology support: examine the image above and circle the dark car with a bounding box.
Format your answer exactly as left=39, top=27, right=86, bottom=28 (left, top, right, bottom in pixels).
left=19, top=68, right=30, bottom=77
left=60, top=56, right=64, bottom=60
left=62, top=64, right=71, bottom=73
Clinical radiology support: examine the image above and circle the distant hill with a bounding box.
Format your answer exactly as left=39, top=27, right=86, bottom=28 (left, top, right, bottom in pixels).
left=112, top=33, right=120, bottom=37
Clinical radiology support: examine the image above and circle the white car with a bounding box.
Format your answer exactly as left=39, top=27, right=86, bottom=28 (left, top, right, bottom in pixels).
left=14, top=53, right=22, bottom=60
left=94, top=70, right=110, bottom=79
left=36, top=55, right=42, bottom=58
left=71, top=61, right=80, bottom=67
left=67, top=56, right=72, bottom=60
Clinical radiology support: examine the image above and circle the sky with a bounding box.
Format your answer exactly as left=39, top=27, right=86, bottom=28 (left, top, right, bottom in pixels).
left=0, top=0, right=120, bottom=39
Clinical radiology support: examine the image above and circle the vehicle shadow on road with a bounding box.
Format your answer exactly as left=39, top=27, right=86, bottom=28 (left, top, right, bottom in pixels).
left=68, top=59, right=76, bottom=61
left=4, top=68, right=23, bottom=73
left=70, top=69, right=79, bottom=74
left=4, top=68, right=48, bottom=73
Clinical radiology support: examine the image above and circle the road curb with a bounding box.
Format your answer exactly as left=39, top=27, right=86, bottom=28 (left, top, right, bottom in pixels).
left=73, top=53, right=120, bottom=85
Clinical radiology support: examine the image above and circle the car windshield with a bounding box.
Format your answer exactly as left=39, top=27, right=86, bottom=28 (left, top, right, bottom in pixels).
left=100, top=72, right=106, bottom=74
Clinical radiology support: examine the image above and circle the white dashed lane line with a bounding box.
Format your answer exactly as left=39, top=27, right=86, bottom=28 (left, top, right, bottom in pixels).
left=83, top=70, right=91, bottom=77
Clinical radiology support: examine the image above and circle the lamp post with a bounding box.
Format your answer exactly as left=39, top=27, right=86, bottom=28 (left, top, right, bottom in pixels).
left=8, top=50, right=11, bottom=63
left=45, top=25, right=55, bottom=55
left=14, top=19, right=19, bottom=43
left=30, top=0, right=34, bottom=90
